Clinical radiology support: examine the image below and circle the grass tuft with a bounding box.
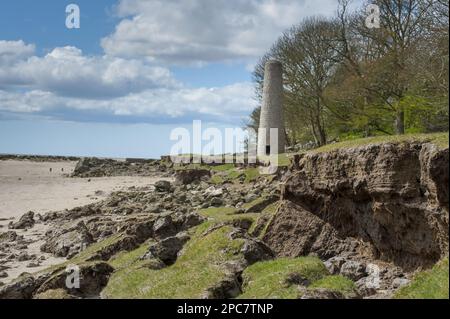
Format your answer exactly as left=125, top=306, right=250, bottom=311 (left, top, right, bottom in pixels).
left=394, top=258, right=449, bottom=299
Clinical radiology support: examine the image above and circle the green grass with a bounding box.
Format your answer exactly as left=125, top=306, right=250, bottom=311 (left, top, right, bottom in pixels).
left=394, top=258, right=449, bottom=299
left=238, top=257, right=329, bottom=299
left=258, top=153, right=291, bottom=167
left=198, top=206, right=259, bottom=226
left=244, top=168, right=260, bottom=183
left=109, top=243, right=151, bottom=270
left=313, top=132, right=449, bottom=154
left=211, top=164, right=235, bottom=171
left=209, top=175, right=224, bottom=185
left=102, top=225, right=246, bottom=298
left=239, top=258, right=358, bottom=299
left=309, top=275, right=357, bottom=295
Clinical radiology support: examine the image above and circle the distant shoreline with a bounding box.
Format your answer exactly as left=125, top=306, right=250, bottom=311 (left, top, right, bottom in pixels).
left=0, top=154, right=160, bottom=162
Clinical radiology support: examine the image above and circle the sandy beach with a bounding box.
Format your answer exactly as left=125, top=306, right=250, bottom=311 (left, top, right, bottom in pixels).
left=0, top=159, right=167, bottom=283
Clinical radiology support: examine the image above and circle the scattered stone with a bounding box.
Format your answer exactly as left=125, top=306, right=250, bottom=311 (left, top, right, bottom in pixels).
left=300, top=288, right=346, bottom=299
left=154, top=180, right=172, bottom=192
left=210, top=197, right=223, bottom=207
left=17, top=252, right=34, bottom=262
left=8, top=211, right=35, bottom=230
left=340, top=261, right=367, bottom=281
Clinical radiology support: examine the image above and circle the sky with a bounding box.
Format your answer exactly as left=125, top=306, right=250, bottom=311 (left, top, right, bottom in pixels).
left=0, top=0, right=345, bottom=158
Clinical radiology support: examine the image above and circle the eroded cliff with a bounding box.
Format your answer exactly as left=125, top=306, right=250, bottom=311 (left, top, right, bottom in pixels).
left=263, top=142, right=449, bottom=272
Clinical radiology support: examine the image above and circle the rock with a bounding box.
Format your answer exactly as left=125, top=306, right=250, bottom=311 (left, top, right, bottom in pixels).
left=264, top=142, right=449, bottom=270
left=17, top=252, right=34, bottom=262
left=210, top=197, right=223, bottom=207
left=153, top=215, right=177, bottom=239
left=40, top=221, right=94, bottom=258
left=35, top=262, right=114, bottom=298
left=300, top=288, right=346, bottom=299
left=202, top=276, right=241, bottom=299
left=144, top=233, right=190, bottom=265
left=244, top=195, right=278, bottom=213
left=244, top=194, right=258, bottom=203
left=9, top=211, right=35, bottom=229
left=27, top=262, right=40, bottom=268
left=340, top=261, right=367, bottom=281
left=205, top=187, right=224, bottom=197
left=175, top=169, right=211, bottom=185
left=392, top=277, right=410, bottom=289
left=324, top=256, right=347, bottom=275
left=0, top=272, right=51, bottom=299
left=0, top=271, right=8, bottom=278
left=283, top=272, right=310, bottom=287
left=355, top=277, right=377, bottom=297
left=240, top=238, right=274, bottom=265
left=0, top=231, right=20, bottom=243
left=154, top=180, right=172, bottom=192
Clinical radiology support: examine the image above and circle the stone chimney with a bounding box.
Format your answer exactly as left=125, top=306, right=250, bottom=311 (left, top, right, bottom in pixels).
left=257, top=60, right=285, bottom=157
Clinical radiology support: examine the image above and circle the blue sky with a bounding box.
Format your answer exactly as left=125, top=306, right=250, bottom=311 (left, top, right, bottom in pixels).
left=0, top=0, right=342, bottom=158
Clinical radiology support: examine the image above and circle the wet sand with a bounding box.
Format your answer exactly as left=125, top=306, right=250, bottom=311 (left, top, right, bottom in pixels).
left=0, top=160, right=167, bottom=283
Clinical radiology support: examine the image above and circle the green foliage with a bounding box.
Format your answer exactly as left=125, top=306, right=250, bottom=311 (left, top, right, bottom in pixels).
left=394, top=258, right=449, bottom=299
left=249, top=1, right=449, bottom=147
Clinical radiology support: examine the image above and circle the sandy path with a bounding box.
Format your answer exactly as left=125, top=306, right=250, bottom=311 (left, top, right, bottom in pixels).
left=0, top=160, right=168, bottom=284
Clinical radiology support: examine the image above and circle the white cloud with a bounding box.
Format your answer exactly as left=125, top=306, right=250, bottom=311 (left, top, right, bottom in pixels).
left=101, top=0, right=338, bottom=65
left=0, top=40, right=35, bottom=65
left=0, top=82, right=257, bottom=123
left=0, top=45, right=179, bottom=98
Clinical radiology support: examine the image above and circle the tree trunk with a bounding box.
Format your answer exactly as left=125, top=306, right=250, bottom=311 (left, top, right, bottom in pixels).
left=395, top=109, right=405, bottom=135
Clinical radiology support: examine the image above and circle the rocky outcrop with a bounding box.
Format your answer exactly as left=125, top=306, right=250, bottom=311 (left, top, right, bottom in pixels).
left=175, top=169, right=211, bottom=185
left=264, top=142, right=449, bottom=271
left=71, top=157, right=171, bottom=178
left=8, top=211, right=35, bottom=230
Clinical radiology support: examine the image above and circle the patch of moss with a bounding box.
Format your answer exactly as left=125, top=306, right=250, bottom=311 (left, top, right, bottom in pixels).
left=238, top=257, right=329, bottom=299
left=313, top=132, right=449, bottom=154
left=394, top=258, right=449, bottom=299
left=102, top=225, right=246, bottom=298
